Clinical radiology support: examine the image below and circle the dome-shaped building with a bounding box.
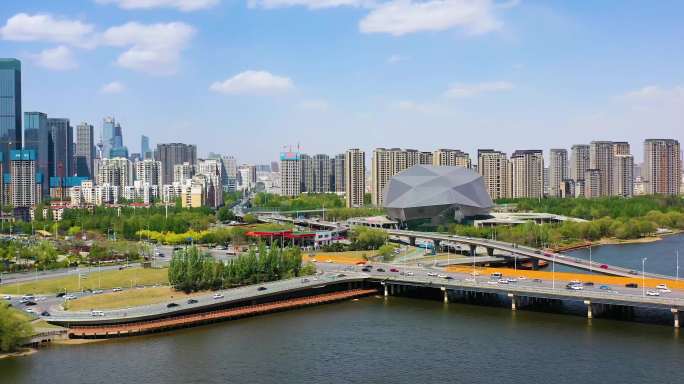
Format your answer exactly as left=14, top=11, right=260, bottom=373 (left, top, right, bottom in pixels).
left=383, top=165, right=493, bottom=224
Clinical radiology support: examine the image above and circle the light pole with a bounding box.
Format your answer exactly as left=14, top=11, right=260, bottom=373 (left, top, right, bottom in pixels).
left=676, top=250, right=679, bottom=282
left=552, top=253, right=556, bottom=290
left=641, top=257, right=647, bottom=297
left=589, top=245, right=592, bottom=274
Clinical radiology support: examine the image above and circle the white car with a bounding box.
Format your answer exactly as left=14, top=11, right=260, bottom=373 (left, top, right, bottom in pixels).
left=487, top=281, right=498, bottom=285
left=25, top=308, right=35, bottom=314
left=497, top=279, right=509, bottom=284
left=213, top=293, right=224, bottom=299
left=91, top=310, right=105, bottom=317
left=517, top=276, right=527, bottom=280
left=656, top=284, right=669, bottom=291
left=567, top=284, right=583, bottom=291
left=658, top=287, right=672, bottom=293
left=64, top=294, right=77, bottom=300
left=3, top=295, right=11, bottom=300
left=112, top=287, right=123, bottom=292
left=427, top=272, right=437, bottom=277
left=646, top=290, right=660, bottom=297
left=437, top=274, right=447, bottom=279
left=405, top=271, right=414, bottom=276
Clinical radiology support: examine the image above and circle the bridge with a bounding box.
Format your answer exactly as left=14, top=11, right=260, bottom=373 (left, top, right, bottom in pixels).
left=45, top=265, right=684, bottom=331
left=256, top=213, right=668, bottom=279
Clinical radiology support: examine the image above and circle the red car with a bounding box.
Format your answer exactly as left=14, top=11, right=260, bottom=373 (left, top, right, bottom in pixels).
left=390, top=268, right=399, bottom=272
left=600, top=264, right=608, bottom=269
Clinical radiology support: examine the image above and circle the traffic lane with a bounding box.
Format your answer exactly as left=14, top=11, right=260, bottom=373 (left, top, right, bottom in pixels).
left=46, top=271, right=366, bottom=321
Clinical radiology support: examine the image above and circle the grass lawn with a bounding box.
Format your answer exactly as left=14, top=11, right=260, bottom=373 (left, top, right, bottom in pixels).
left=66, top=287, right=204, bottom=311
left=0, top=267, right=169, bottom=295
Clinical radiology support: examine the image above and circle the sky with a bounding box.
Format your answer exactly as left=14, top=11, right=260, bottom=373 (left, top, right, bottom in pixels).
left=1, top=0, right=682, bottom=163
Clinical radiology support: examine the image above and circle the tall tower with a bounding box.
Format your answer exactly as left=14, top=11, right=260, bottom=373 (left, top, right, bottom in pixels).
left=548, top=148, right=568, bottom=198
left=644, top=139, right=681, bottom=195
left=477, top=149, right=510, bottom=200
left=589, top=141, right=614, bottom=197
left=23, top=112, right=50, bottom=197
left=345, top=148, right=365, bottom=208
left=0, top=59, right=22, bottom=170
left=570, top=144, right=590, bottom=182
left=76, top=122, right=95, bottom=178
left=279, top=151, right=301, bottom=197
left=510, top=150, right=544, bottom=198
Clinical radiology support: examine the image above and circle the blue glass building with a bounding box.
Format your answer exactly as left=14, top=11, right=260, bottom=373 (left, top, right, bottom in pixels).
left=0, top=59, right=22, bottom=178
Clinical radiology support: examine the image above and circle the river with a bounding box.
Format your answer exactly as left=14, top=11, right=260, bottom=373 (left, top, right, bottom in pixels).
left=1, top=235, right=683, bottom=384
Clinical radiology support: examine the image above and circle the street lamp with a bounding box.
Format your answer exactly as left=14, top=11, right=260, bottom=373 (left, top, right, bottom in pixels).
left=676, top=250, right=679, bottom=282
left=641, top=257, right=647, bottom=297
left=589, top=245, right=592, bottom=274
left=552, top=253, right=556, bottom=290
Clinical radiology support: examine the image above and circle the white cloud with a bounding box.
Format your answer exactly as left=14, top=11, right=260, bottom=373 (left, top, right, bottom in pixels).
left=393, top=100, right=440, bottom=113
left=0, top=13, right=95, bottom=47
left=31, top=46, right=78, bottom=70
left=96, top=0, right=220, bottom=11
left=298, top=99, right=329, bottom=110
left=359, top=0, right=504, bottom=36
left=248, top=0, right=368, bottom=9
left=100, top=81, right=126, bottom=94
left=444, top=81, right=513, bottom=98
left=102, top=22, right=196, bottom=75
left=210, top=71, right=294, bottom=95
left=386, top=54, right=407, bottom=64
left=622, top=85, right=684, bottom=103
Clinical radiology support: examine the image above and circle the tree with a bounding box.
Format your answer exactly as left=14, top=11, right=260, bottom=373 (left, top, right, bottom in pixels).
left=243, top=214, right=258, bottom=224
left=0, top=304, right=33, bottom=353
left=217, top=207, right=235, bottom=222
left=377, top=244, right=396, bottom=261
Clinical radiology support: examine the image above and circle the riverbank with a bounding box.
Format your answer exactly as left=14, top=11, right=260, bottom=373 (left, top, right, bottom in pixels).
left=550, top=230, right=683, bottom=252
left=0, top=348, right=37, bottom=360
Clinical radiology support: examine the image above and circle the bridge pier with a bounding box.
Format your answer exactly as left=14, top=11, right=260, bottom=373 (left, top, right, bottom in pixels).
left=508, top=293, right=516, bottom=311
left=584, top=300, right=592, bottom=319
left=487, top=247, right=494, bottom=256
left=409, top=237, right=416, bottom=246
left=434, top=239, right=441, bottom=251
left=672, top=309, right=680, bottom=328
left=469, top=244, right=477, bottom=256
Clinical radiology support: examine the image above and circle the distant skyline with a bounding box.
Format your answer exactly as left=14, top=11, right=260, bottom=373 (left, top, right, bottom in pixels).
left=1, top=0, right=682, bottom=163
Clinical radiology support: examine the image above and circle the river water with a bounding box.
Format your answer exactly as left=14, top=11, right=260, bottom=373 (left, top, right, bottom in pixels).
left=1, top=235, right=683, bottom=384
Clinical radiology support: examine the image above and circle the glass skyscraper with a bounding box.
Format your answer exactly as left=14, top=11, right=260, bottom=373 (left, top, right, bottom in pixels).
left=0, top=59, right=22, bottom=169
left=47, top=118, right=74, bottom=178
left=24, top=111, right=51, bottom=196
left=141, top=135, right=151, bottom=159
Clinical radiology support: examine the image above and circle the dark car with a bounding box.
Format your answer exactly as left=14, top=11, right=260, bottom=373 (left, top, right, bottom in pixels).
left=625, top=283, right=638, bottom=288
left=167, top=302, right=179, bottom=308
left=187, top=299, right=198, bottom=304
left=257, top=286, right=267, bottom=291
left=376, top=268, right=385, bottom=272
left=56, top=292, right=66, bottom=298
left=583, top=282, right=594, bottom=286
left=361, top=267, right=371, bottom=272
left=533, top=278, right=543, bottom=283
left=24, top=301, right=37, bottom=306
left=40, top=311, right=51, bottom=317
left=628, top=270, right=638, bottom=275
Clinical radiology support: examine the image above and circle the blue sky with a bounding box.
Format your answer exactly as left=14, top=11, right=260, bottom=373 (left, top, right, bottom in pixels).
left=1, top=0, right=682, bottom=163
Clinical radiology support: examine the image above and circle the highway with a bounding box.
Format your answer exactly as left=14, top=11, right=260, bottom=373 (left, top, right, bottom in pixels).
left=14, top=261, right=681, bottom=327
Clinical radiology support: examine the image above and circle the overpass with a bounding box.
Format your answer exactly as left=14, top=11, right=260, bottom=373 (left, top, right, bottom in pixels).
left=386, top=229, right=670, bottom=279
left=257, top=213, right=668, bottom=279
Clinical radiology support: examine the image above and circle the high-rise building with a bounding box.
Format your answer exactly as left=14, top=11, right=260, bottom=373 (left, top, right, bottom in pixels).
left=101, top=117, right=116, bottom=159
left=75, top=122, right=95, bottom=179
left=173, top=162, right=194, bottom=184
left=135, top=159, right=163, bottom=188
left=333, top=153, right=345, bottom=193
left=613, top=141, right=630, bottom=156
left=0, top=59, right=22, bottom=176
left=345, top=148, right=365, bottom=208
left=589, top=141, right=614, bottom=197
left=613, top=154, right=634, bottom=197
left=644, top=139, right=681, bottom=195
left=140, top=135, right=151, bottom=159
left=432, top=149, right=471, bottom=168
left=308, top=154, right=331, bottom=193
left=9, top=150, right=38, bottom=208
left=570, top=144, right=590, bottom=182
left=510, top=150, right=544, bottom=198
left=47, top=118, right=74, bottom=178
left=23, top=112, right=50, bottom=197
left=280, top=152, right=301, bottom=197
left=97, top=157, right=133, bottom=194
left=154, top=143, right=197, bottom=187
left=584, top=169, right=601, bottom=199
left=477, top=149, right=510, bottom=200
left=371, top=148, right=394, bottom=206
left=548, top=148, right=568, bottom=198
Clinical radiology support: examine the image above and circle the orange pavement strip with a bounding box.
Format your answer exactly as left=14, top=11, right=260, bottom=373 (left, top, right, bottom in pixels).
left=446, top=266, right=684, bottom=290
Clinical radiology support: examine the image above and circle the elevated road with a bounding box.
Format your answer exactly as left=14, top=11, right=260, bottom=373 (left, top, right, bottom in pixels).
left=386, top=229, right=670, bottom=279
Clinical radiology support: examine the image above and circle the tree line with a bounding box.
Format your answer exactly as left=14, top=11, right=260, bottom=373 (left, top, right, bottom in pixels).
left=168, top=245, right=316, bottom=292
left=0, top=304, right=33, bottom=353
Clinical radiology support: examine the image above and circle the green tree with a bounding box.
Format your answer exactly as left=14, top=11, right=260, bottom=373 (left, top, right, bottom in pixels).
left=0, top=304, right=33, bottom=353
